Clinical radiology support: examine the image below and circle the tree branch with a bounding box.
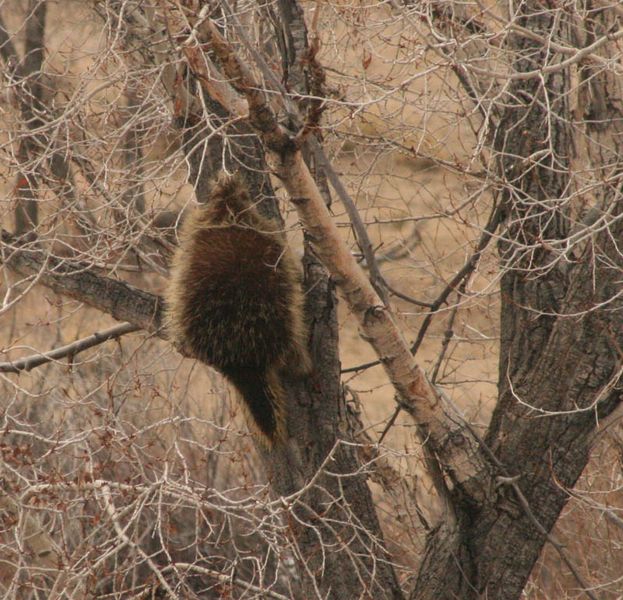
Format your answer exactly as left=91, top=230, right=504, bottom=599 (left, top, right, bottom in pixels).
left=1, top=231, right=163, bottom=335
left=187, top=13, right=486, bottom=496
left=0, top=322, right=140, bottom=373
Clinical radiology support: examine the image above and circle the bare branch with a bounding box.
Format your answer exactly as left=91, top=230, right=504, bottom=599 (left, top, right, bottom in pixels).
left=192, top=14, right=487, bottom=499
left=0, top=322, right=140, bottom=373
left=1, top=231, right=163, bottom=335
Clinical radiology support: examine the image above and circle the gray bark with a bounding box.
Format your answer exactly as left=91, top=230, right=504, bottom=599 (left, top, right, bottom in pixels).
left=3, top=2, right=622, bottom=598
left=411, top=4, right=623, bottom=599
left=5, top=1, right=47, bottom=233
left=0, top=228, right=404, bottom=599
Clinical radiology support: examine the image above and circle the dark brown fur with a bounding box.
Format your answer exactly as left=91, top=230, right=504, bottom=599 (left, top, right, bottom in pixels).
left=165, top=174, right=311, bottom=444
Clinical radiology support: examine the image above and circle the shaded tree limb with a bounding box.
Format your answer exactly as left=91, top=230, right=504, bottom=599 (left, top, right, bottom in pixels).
left=0, top=231, right=404, bottom=599
left=0, top=12, right=18, bottom=64
left=3, top=8, right=406, bottom=596
left=210, top=2, right=390, bottom=304
left=3, top=1, right=48, bottom=234
left=1, top=231, right=163, bottom=335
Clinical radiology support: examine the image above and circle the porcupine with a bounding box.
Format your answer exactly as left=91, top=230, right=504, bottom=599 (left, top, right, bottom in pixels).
left=165, top=173, right=311, bottom=444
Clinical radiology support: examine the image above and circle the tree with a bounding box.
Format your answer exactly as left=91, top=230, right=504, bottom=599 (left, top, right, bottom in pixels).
left=0, top=0, right=621, bottom=598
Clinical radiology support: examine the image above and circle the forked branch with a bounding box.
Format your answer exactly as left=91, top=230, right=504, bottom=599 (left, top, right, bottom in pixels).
left=181, top=9, right=487, bottom=494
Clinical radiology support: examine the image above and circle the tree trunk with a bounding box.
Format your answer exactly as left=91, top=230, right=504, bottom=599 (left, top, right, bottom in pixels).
left=411, top=3, right=623, bottom=598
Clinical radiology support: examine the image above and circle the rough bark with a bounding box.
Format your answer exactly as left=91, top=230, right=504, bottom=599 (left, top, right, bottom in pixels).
left=3, top=3, right=621, bottom=599
left=191, top=8, right=485, bottom=491
left=0, top=228, right=405, bottom=598
left=253, top=6, right=403, bottom=595
left=178, top=8, right=403, bottom=596
left=1, top=232, right=164, bottom=334
left=4, top=0, right=47, bottom=233
left=411, top=4, right=623, bottom=599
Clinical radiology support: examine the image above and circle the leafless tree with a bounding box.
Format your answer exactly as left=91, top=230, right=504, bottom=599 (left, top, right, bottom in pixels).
left=0, top=0, right=622, bottom=598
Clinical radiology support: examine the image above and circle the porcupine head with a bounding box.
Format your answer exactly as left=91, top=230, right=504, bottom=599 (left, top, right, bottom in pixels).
left=165, top=173, right=311, bottom=446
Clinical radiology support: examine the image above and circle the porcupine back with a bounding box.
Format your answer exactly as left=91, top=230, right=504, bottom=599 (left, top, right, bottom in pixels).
left=165, top=173, right=311, bottom=444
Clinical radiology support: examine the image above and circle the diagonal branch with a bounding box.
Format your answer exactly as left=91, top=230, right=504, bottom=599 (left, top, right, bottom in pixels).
left=0, top=12, right=18, bottom=62
left=184, top=12, right=487, bottom=495
left=1, top=231, right=163, bottom=335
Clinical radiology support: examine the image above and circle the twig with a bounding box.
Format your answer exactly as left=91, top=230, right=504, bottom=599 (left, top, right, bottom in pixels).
left=430, top=301, right=460, bottom=384
left=384, top=281, right=433, bottom=308
left=410, top=200, right=503, bottom=355
left=217, top=2, right=390, bottom=303
left=341, top=358, right=382, bottom=374
left=457, top=415, right=601, bottom=600
left=310, top=139, right=390, bottom=304
left=0, top=12, right=19, bottom=63
left=377, top=401, right=401, bottom=445
left=508, top=482, right=599, bottom=600
left=162, top=563, right=291, bottom=600
left=99, top=484, right=179, bottom=599
left=0, top=322, right=140, bottom=373
left=343, top=201, right=502, bottom=373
